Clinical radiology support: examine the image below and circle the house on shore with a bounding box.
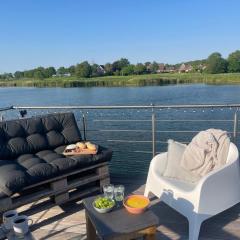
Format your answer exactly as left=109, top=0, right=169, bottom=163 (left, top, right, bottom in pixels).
left=165, top=65, right=176, bottom=73
left=178, top=64, right=193, bottom=73
left=196, top=64, right=207, bottom=72
left=97, top=65, right=106, bottom=75
left=156, top=64, right=165, bottom=73
left=156, top=64, right=176, bottom=73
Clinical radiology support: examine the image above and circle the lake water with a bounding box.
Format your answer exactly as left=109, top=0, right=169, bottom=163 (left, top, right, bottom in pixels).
left=1, top=84, right=240, bottom=177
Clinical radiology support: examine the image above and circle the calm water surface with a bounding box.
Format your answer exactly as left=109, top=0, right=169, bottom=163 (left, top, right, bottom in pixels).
left=1, top=84, right=240, bottom=177
left=1, top=84, right=240, bottom=106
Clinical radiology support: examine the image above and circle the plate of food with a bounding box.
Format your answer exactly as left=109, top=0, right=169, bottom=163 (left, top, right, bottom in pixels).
left=123, top=195, right=150, bottom=214
left=63, top=141, right=98, bottom=156
left=93, top=197, right=115, bottom=213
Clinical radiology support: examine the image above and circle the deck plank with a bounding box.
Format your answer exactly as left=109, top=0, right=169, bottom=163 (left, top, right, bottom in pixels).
left=14, top=181, right=240, bottom=240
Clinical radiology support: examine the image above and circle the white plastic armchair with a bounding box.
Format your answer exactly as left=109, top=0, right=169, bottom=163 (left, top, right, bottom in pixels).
left=144, top=142, right=240, bottom=240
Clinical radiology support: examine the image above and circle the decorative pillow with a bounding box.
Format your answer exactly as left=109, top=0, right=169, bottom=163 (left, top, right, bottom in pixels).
left=163, top=139, right=200, bottom=183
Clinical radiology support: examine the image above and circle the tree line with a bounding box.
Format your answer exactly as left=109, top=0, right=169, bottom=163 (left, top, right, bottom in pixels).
left=205, top=51, right=240, bottom=74
left=1, top=50, right=240, bottom=80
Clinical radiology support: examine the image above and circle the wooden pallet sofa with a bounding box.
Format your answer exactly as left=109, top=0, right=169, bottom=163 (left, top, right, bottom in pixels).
left=0, top=112, right=112, bottom=215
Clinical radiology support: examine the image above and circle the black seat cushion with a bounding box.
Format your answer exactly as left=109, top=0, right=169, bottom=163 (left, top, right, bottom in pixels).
left=0, top=145, right=112, bottom=195
left=0, top=112, right=82, bottom=159
left=0, top=112, right=112, bottom=196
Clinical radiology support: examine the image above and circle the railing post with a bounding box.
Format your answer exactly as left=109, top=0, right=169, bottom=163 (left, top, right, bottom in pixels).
left=233, top=109, right=238, bottom=144
left=151, top=105, right=156, bottom=158
left=82, top=113, right=87, bottom=141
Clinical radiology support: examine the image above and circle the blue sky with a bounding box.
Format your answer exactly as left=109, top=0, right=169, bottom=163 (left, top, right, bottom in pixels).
left=0, top=0, right=240, bottom=73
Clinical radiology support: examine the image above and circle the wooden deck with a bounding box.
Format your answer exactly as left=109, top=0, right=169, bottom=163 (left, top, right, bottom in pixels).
left=11, top=178, right=240, bottom=240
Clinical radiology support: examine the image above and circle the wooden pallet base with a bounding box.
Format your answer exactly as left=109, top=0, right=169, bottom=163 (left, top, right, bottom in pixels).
left=0, top=162, right=110, bottom=215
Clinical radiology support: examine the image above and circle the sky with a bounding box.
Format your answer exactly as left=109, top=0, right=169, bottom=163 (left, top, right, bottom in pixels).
left=0, top=0, right=240, bottom=73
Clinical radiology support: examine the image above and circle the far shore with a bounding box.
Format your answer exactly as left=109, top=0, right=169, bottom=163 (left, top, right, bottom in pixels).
left=1, top=73, right=240, bottom=87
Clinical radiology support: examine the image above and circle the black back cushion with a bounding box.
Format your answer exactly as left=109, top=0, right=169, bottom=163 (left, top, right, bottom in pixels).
left=0, top=112, right=82, bottom=159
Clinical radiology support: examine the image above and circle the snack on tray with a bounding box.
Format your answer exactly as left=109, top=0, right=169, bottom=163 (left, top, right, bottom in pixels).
left=65, top=144, right=76, bottom=153
left=76, top=142, right=87, bottom=149
left=86, top=142, right=97, bottom=151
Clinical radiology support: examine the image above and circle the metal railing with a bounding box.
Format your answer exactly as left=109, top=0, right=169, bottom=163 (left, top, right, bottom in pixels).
left=0, top=104, right=239, bottom=159
left=8, top=103, right=240, bottom=109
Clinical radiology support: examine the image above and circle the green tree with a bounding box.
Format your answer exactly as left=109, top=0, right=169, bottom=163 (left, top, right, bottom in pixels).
left=35, top=67, right=47, bottom=78
left=57, top=67, right=68, bottom=75
left=118, top=58, right=130, bottom=69
left=0, top=73, right=13, bottom=79
left=228, top=50, right=240, bottom=73
left=112, top=58, right=130, bottom=72
left=34, top=70, right=45, bottom=80
left=149, top=61, right=159, bottom=73
left=14, top=71, right=24, bottom=79
left=104, top=63, right=114, bottom=75
left=24, top=70, right=34, bottom=78
left=44, top=67, right=56, bottom=78
left=121, top=65, right=135, bottom=75
left=68, top=65, right=75, bottom=75
left=134, top=63, right=147, bottom=75
left=113, top=70, right=120, bottom=76
left=144, top=62, right=151, bottom=67
left=75, top=61, right=92, bottom=78
left=206, top=52, right=228, bottom=74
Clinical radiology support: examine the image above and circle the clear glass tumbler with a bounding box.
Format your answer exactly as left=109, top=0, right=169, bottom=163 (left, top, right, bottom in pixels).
left=114, top=185, right=125, bottom=206
left=103, top=184, right=114, bottom=199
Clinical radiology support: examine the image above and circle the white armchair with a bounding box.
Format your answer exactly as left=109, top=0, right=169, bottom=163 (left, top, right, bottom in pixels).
left=144, top=142, right=240, bottom=240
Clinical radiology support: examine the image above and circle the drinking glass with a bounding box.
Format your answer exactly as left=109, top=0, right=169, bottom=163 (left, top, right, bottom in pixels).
left=103, top=184, right=114, bottom=199
left=114, top=185, right=125, bottom=206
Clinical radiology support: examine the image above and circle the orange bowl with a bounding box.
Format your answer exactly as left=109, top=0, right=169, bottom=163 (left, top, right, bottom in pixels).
left=123, top=195, right=150, bottom=214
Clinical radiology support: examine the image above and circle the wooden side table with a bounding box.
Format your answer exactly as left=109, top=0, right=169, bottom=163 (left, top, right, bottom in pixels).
left=83, top=196, right=158, bottom=240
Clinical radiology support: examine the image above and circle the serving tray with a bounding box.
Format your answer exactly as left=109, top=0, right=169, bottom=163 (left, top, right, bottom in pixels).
left=63, top=146, right=98, bottom=156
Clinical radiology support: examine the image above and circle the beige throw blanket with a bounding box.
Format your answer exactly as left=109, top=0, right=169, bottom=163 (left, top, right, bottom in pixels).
left=180, top=129, right=230, bottom=177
